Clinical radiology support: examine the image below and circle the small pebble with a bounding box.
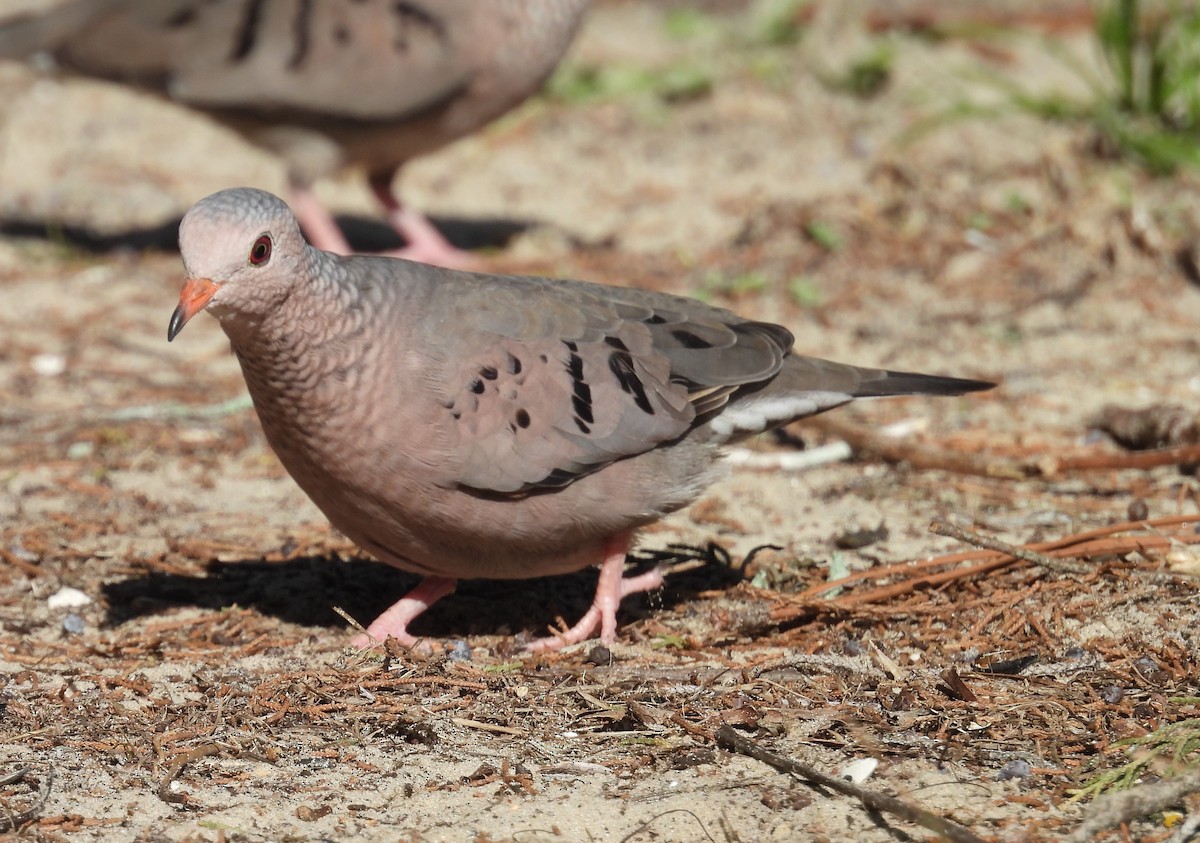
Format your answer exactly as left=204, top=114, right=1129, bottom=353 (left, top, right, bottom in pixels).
left=997, top=759, right=1032, bottom=781
left=1134, top=656, right=1159, bottom=673
left=834, top=523, right=888, bottom=550
left=1127, top=498, right=1150, bottom=522
left=839, top=758, right=878, bottom=784
left=446, top=640, right=471, bottom=662
left=585, top=644, right=612, bottom=665
left=295, top=805, right=332, bottom=821
left=9, top=540, right=38, bottom=563
left=66, top=441, right=94, bottom=460
left=62, top=613, right=85, bottom=634
left=31, top=353, right=66, bottom=377
left=1101, top=685, right=1125, bottom=704
left=48, top=586, right=92, bottom=609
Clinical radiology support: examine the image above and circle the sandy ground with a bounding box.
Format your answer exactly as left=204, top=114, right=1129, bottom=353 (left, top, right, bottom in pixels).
left=1, top=1, right=1199, bottom=841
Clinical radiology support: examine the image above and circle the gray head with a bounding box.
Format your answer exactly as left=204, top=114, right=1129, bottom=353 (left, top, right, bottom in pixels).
left=168, top=188, right=309, bottom=341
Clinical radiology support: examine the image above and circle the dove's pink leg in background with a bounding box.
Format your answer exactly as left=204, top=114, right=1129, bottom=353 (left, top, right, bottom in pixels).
left=527, top=532, right=664, bottom=652
left=286, top=179, right=480, bottom=269
left=288, top=185, right=354, bottom=255
left=370, top=176, right=482, bottom=269
left=352, top=575, right=457, bottom=649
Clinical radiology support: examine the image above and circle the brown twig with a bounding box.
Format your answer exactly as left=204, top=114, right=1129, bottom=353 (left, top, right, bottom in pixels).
left=670, top=711, right=717, bottom=742
left=929, top=520, right=1091, bottom=575
left=0, top=548, right=43, bottom=578
left=819, top=554, right=1020, bottom=610
left=776, top=514, right=1200, bottom=617
left=1054, top=443, right=1200, bottom=472
left=1011, top=513, right=1200, bottom=548
left=1067, top=766, right=1200, bottom=843
left=0, top=762, right=52, bottom=832
left=716, top=726, right=987, bottom=843
left=157, top=744, right=222, bottom=805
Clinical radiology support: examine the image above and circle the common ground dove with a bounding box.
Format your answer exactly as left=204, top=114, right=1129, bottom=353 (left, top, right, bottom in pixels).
left=0, top=0, right=590, bottom=265
left=168, top=188, right=993, bottom=651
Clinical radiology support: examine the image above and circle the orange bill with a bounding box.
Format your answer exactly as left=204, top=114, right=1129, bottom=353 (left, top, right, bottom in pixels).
left=167, top=277, right=218, bottom=342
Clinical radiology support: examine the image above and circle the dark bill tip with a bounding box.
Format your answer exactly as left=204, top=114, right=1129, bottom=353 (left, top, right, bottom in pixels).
left=167, top=305, right=186, bottom=342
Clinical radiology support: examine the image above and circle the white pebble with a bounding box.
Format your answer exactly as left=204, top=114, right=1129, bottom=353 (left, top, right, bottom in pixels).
left=66, top=441, right=94, bottom=459
left=31, top=353, right=66, bottom=377
left=839, top=758, right=878, bottom=784
left=47, top=586, right=92, bottom=609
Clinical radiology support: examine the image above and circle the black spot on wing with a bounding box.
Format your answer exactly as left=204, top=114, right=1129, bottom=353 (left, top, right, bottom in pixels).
left=288, top=0, right=315, bottom=69
left=469, top=378, right=484, bottom=395
left=164, top=5, right=198, bottom=28
left=480, top=365, right=498, bottom=381
left=515, top=409, right=531, bottom=429
left=671, top=329, right=715, bottom=349
left=645, top=314, right=668, bottom=325
left=539, top=468, right=581, bottom=488
left=608, top=350, right=655, bottom=415
left=563, top=341, right=581, bottom=372
left=230, top=0, right=266, bottom=62
left=563, top=341, right=595, bottom=429
left=392, top=0, right=442, bottom=29
left=572, top=384, right=593, bottom=424
left=392, top=1, right=445, bottom=52
left=506, top=353, right=522, bottom=375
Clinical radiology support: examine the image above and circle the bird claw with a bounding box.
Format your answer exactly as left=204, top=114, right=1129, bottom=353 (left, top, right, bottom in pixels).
left=352, top=575, right=457, bottom=651
left=525, top=535, right=663, bottom=652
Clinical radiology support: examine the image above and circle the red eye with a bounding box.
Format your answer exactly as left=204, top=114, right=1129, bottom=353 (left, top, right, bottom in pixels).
left=249, top=234, right=272, bottom=266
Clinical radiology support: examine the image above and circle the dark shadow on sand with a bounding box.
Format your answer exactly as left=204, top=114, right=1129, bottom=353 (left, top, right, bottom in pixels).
left=99, top=545, right=747, bottom=643
left=0, top=213, right=533, bottom=254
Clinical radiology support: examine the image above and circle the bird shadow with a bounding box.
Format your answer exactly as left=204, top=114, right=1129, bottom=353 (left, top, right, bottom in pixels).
left=0, top=213, right=532, bottom=254
left=99, top=545, right=748, bottom=644
left=335, top=214, right=532, bottom=253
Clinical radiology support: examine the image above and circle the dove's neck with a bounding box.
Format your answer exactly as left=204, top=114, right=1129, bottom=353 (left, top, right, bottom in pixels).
left=223, top=250, right=431, bottom=416
left=222, top=251, right=438, bottom=500
left=219, top=251, right=370, bottom=352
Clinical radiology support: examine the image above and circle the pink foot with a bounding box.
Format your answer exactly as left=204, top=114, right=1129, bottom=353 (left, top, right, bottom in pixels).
left=526, top=533, right=665, bottom=653
left=370, top=178, right=483, bottom=270
left=352, top=575, right=457, bottom=650
left=288, top=182, right=479, bottom=268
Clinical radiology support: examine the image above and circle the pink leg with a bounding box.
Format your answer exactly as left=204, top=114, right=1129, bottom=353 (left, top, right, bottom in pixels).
left=288, top=185, right=354, bottom=255
left=369, top=177, right=482, bottom=270
left=526, top=533, right=665, bottom=653
left=352, top=575, right=457, bottom=650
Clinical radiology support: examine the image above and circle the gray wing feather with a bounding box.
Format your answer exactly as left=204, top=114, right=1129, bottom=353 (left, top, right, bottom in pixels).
left=434, top=276, right=791, bottom=495
left=1, top=0, right=473, bottom=121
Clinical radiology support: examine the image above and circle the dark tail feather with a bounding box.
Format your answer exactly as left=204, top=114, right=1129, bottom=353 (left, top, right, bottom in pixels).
left=854, top=370, right=995, bottom=398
